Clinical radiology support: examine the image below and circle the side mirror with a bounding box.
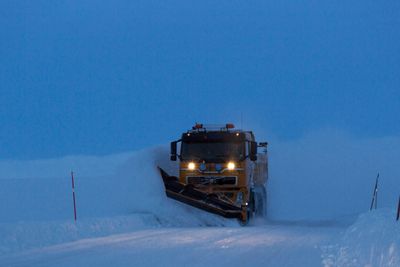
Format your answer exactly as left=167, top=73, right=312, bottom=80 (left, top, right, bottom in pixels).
left=170, top=141, right=177, bottom=161
left=250, top=141, right=258, bottom=161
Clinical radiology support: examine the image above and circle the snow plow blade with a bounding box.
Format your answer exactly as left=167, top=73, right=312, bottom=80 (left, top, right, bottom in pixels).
left=158, top=167, right=243, bottom=219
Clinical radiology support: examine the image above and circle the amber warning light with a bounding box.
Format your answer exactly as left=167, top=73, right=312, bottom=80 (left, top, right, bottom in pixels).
left=193, top=123, right=203, bottom=129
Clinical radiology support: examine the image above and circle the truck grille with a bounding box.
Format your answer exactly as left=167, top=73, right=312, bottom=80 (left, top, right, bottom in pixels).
left=186, top=176, right=237, bottom=186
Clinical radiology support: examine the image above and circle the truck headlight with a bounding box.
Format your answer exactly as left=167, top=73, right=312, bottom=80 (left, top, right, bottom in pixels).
left=188, top=162, right=196, bottom=170
left=227, top=162, right=235, bottom=170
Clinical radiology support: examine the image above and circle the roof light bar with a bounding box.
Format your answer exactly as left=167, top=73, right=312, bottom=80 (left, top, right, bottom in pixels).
left=193, top=123, right=203, bottom=129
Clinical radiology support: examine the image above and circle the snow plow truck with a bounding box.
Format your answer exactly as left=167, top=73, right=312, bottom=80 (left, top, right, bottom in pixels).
left=159, top=123, right=268, bottom=225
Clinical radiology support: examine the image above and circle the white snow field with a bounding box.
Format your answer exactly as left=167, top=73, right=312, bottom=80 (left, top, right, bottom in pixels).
left=0, top=133, right=400, bottom=266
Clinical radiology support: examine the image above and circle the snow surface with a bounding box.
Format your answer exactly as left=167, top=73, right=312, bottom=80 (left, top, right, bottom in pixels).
left=322, top=209, right=400, bottom=267
left=0, top=137, right=399, bottom=266
left=0, top=224, right=342, bottom=267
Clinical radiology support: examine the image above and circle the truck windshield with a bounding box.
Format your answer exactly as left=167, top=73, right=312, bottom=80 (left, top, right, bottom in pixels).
left=181, top=142, right=245, bottom=162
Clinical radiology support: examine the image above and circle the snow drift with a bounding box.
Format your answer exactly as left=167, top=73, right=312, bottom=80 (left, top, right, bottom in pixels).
left=0, top=146, right=234, bottom=255
left=0, top=146, right=231, bottom=226
left=322, top=209, right=400, bottom=267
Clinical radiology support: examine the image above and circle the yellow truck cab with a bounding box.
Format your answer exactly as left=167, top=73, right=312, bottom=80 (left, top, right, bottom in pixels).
left=160, top=123, right=268, bottom=224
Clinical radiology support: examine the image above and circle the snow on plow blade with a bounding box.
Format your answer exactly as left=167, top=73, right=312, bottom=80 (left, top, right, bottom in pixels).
left=158, top=167, right=243, bottom=219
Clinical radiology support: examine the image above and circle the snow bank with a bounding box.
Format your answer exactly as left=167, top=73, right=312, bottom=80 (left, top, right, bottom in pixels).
left=0, top=146, right=234, bottom=255
left=322, top=209, right=400, bottom=267
left=0, top=145, right=231, bottom=225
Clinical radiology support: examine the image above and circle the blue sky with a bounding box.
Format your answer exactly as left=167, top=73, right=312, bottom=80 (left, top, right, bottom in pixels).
left=1, top=0, right=399, bottom=159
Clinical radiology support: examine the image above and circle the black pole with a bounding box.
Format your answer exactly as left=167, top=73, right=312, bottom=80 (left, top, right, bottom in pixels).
left=71, top=171, right=77, bottom=222
left=396, top=196, right=400, bottom=221
left=370, top=173, right=379, bottom=211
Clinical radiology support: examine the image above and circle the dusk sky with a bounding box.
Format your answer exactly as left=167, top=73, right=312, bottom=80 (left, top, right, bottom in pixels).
left=1, top=0, right=399, bottom=159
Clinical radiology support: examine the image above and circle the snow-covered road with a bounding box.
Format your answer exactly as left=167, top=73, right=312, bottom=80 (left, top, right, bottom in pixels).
left=0, top=224, right=343, bottom=267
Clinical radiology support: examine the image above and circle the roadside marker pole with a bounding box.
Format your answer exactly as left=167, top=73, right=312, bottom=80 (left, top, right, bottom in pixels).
left=71, top=171, right=77, bottom=222
left=370, top=173, right=379, bottom=211
left=396, top=196, right=400, bottom=222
